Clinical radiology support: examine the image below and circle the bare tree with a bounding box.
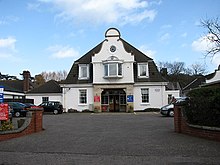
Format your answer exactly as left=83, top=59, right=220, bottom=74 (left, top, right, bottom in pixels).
left=41, top=70, right=67, bottom=82
left=201, top=17, right=220, bottom=57
left=158, top=61, right=207, bottom=76
left=170, top=62, right=185, bottom=75
left=158, top=61, right=185, bottom=75
left=189, top=62, right=207, bottom=75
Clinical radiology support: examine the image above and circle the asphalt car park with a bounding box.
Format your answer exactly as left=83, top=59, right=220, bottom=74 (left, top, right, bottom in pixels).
left=0, top=112, right=220, bottom=164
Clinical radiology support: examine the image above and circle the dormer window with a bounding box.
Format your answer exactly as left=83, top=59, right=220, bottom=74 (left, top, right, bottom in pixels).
left=103, top=56, right=123, bottom=78
left=138, top=63, right=149, bottom=78
left=78, top=64, right=89, bottom=80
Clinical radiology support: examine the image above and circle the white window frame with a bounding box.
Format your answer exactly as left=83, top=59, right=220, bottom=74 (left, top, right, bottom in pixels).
left=79, top=89, right=87, bottom=105
left=138, top=63, right=149, bottom=78
left=141, top=88, right=149, bottom=104
left=78, top=64, right=89, bottom=80
left=103, top=62, right=122, bottom=78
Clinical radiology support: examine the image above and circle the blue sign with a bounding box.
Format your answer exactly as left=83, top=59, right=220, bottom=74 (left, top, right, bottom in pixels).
left=0, top=86, right=4, bottom=103
left=127, top=95, right=133, bottom=102
left=0, top=93, right=3, bottom=103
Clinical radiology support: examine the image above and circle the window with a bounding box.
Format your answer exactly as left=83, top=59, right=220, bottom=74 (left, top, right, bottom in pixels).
left=141, top=88, right=149, bottom=103
left=79, top=89, right=87, bottom=104
left=104, top=63, right=122, bottom=77
left=42, top=97, right=49, bottom=103
left=138, top=63, right=149, bottom=78
left=101, top=95, right=109, bottom=105
left=119, top=94, right=126, bottom=105
left=79, top=64, right=89, bottom=80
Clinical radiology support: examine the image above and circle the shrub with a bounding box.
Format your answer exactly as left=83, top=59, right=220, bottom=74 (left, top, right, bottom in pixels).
left=82, top=109, right=92, bottom=113
left=135, top=108, right=160, bottom=112
left=0, top=121, right=14, bottom=131
left=68, top=108, right=78, bottom=113
left=184, top=87, right=220, bottom=127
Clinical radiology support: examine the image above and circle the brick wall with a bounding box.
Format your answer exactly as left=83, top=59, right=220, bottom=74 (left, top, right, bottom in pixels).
left=174, top=106, right=220, bottom=142
left=0, top=109, right=43, bottom=141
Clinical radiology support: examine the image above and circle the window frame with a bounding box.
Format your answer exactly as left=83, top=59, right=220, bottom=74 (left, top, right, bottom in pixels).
left=79, top=89, right=87, bottom=105
left=103, top=62, right=123, bottom=78
left=141, top=88, right=149, bottom=104
left=78, top=64, right=90, bottom=80
left=138, top=63, right=149, bottom=78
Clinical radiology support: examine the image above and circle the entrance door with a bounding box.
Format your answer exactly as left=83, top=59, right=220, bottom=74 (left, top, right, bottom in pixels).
left=109, top=95, right=119, bottom=112
left=101, top=89, right=126, bottom=112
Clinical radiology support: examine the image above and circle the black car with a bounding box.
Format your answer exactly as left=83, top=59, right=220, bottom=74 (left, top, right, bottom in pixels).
left=7, top=102, right=29, bottom=117
left=39, top=101, right=63, bottom=114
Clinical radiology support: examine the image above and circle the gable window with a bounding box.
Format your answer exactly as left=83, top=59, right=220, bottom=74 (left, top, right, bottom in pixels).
left=104, top=63, right=122, bottom=78
left=79, top=64, right=89, bottom=80
left=103, top=56, right=123, bottom=78
left=141, top=88, right=149, bottom=103
left=138, top=63, right=149, bottom=78
left=79, top=89, right=87, bottom=104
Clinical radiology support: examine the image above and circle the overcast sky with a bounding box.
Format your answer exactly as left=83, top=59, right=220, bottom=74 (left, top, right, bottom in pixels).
left=0, top=0, right=220, bottom=78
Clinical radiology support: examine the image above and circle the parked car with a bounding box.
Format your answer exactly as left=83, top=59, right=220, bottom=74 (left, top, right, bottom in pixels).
left=7, top=102, right=29, bottom=117
left=39, top=101, right=63, bottom=115
left=160, top=97, right=188, bottom=117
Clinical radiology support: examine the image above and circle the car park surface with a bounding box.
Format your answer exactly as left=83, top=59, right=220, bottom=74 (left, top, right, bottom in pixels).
left=0, top=112, right=220, bottom=164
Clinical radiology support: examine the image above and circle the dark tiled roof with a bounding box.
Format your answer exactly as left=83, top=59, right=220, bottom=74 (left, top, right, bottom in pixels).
left=62, top=37, right=165, bottom=84
left=27, top=80, right=62, bottom=93
left=0, top=80, right=24, bottom=93
left=183, top=76, right=206, bottom=91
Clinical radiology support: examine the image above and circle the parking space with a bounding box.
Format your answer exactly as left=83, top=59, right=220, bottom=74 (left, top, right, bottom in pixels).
left=0, top=112, right=220, bottom=164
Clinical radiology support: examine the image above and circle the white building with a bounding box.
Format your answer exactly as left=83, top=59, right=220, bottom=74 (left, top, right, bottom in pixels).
left=26, top=80, right=62, bottom=105
left=60, top=28, right=179, bottom=112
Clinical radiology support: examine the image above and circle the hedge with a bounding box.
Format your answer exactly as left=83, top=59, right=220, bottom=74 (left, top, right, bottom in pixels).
left=184, top=87, right=220, bottom=127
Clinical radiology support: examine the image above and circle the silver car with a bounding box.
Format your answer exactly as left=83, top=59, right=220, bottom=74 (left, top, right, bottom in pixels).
left=160, top=97, right=188, bottom=117
left=160, top=104, right=174, bottom=117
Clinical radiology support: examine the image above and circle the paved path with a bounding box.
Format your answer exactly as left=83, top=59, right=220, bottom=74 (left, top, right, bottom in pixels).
left=0, top=112, right=220, bottom=164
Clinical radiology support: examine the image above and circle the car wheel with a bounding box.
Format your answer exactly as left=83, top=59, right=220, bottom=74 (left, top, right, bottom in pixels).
left=15, top=112, right=21, bottom=117
left=168, top=109, right=174, bottom=117
left=53, top=109, right=58, bottom=115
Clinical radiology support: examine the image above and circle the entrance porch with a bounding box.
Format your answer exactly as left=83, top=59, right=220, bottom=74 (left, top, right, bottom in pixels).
left=93, top=84, right=134, bottom=113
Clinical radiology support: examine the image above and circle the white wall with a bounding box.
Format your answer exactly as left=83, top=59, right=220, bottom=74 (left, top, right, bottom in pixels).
left=26, top=94, right=62, bottom=105
left=93, top=62, right=134, bottom=84
left=206, top=70, right=220, bottom=84
left=164, top=90, right=180, bottom=105
left=3, top=91, right=25, bottom=99
left=63, top=86, right=93, bottom=112
left=92, top=34, right=135, bottom=84
left=133, top=83, right=167, bottom=110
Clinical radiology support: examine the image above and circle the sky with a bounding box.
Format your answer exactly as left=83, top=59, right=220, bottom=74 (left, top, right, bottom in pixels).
left=0, top=0, right=220, bottom=79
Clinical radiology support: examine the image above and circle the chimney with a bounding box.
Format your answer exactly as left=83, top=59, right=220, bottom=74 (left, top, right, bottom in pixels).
left=22, top=71, right=31, bottom=93
left=160, top=68, right=168, bottom=76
